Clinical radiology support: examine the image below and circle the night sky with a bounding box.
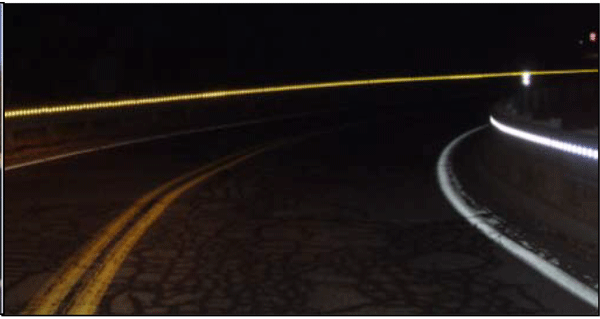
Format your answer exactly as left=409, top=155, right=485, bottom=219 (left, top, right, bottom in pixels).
left=4, top=4, right=599, bottom=107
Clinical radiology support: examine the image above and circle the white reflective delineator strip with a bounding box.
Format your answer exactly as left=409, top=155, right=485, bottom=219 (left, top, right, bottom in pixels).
left=437, top=124, right=598, bottom=309
left=490, top=116, right=598, bottom=160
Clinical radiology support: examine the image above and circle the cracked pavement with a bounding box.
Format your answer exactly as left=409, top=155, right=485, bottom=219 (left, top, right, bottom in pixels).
left=5, top=109, right=597, bottom=314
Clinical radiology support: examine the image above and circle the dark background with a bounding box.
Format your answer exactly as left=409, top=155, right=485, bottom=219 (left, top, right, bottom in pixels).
left=4, top=4, right=599, bottom=108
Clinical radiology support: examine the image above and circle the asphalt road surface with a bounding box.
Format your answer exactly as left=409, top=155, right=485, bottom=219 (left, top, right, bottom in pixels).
left=4, top=106, right=597, bottom=314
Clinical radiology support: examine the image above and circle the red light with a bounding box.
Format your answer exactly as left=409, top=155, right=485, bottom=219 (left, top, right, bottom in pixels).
left=590, top=32, right=597, bottom=43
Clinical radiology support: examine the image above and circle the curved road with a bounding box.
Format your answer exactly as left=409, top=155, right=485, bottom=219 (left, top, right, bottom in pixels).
left=4, top=108, right=596, bottom=314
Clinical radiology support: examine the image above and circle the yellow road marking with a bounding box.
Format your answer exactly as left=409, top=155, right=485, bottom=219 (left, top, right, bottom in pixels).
left=65, top=133, right=318, bottom=314
left=5, top=69, right=597, bottom=118
left=66, top=150, right=265, bottom=314
left=21, top=148, right=257, bottom=315
left=22, top=124, right=328, bottom=314
left=20, top=114, right=361, bottom=314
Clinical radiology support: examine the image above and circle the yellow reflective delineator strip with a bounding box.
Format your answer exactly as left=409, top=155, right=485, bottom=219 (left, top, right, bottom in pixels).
left=5, top=69, right=597, bottom=119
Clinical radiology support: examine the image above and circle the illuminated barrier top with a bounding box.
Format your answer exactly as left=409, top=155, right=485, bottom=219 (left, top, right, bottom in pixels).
left=490, top=116, right=598, bottom=161
left=5, top=69, right=598, bottom=119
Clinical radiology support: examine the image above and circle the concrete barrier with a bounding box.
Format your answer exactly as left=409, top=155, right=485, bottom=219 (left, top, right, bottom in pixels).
left=480, top=116, right=598, bottom=244
left=493, top=76, right=598, bottom=131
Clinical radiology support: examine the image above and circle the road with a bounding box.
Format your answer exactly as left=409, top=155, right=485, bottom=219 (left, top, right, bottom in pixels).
left=4, top=106, right=597, bottom=314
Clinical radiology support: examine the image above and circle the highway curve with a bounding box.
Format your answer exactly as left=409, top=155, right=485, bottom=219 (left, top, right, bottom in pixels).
left=4, top=106, right=597, bottom=315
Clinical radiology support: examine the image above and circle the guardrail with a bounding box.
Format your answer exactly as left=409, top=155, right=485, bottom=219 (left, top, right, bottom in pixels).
left=3, top=94, right=340, bottom=152
left=5, top=102, right=194, bottom=151
left=5, top=69, right=597, bottom=153
left=6, top=69, right=596, bottom=119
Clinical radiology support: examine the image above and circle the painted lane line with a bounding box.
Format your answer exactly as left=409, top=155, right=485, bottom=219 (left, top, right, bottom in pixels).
left=66, top=147, right=271, bottom=314
left=65, top=122, right=368, bottom=314
left=5, top=109, right=338, bottom=172
left=21, top=147, right=255, bottom=315
left=436, top=125, right=598, bottom=309
left=20, top=118, right=370, bottom=314
left=490, top=116, right=598, bottom=160
left=23, top=121, right=362, bottom=314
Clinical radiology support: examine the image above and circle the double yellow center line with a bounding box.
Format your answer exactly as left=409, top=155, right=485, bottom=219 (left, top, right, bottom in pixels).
left=22, top=147, right=252, bottom=314
left=21, top=124, right=354, bottom=315
left=6, top=69, right=597, bottom=118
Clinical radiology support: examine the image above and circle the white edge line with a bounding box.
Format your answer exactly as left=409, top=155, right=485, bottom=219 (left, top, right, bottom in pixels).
left=436, top=124, right=599, bottom=309
left=5, top=109, right=338, bottom=172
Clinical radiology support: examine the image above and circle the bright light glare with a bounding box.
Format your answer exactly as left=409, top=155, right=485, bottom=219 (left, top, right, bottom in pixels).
left=4, top=69, right=598, bottom=119
left=522, top=72, right=531, bottom=86
left=490, top=116, right=598, bottom=160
